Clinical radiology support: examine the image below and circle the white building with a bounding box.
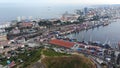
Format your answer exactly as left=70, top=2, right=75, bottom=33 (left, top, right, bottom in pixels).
left=21, top=16, right=26, bottom=20
left=11, top=27, right=20, bottom=34
left=17, top=16, right=21, bottom=22
left=61, top=12, right=80, bottom=22
left=0, top=23, right=10, bottom=29
left=0, top=28, right=5, bottom=33
left=28, top=16, right=33, bottom=20
left=0, top=35, right=7, bottom=41
left=0, top=23, right=10, bottom=36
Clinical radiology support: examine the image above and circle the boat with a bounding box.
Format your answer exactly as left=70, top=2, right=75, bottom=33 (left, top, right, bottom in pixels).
left=103, top=22, right=109, bottom=26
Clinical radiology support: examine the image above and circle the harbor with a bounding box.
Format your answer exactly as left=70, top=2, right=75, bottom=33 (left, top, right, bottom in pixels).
left=0, top=6, right=119, bottom=68
left=67, top=19, right=120, bottom=48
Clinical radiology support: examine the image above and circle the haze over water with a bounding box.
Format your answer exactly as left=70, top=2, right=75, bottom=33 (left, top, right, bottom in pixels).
left=0, top=5, right=87, bottom=22
left=0, top=0, right=120, bottom=22
left=0, top=4, right=118, bottom=23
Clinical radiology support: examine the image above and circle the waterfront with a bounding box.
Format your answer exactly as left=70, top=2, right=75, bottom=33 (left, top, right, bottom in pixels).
left=67, top=19, right=120, bottom=48
left=0, top=5, right=85, bottom=22
left=0, top=5, right=120, bottom=68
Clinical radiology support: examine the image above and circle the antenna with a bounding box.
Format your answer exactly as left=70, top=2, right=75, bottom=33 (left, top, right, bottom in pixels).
left=104, top=38, right=108, bottom=45
left=90, top=35, right=92, bottom=42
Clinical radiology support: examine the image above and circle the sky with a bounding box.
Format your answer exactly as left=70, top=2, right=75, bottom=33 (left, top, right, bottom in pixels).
left=0, top=0, right=119, bottom=5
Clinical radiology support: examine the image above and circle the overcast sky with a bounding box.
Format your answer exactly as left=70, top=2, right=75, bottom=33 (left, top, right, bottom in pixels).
left=0, top=0, right=119, bottom=5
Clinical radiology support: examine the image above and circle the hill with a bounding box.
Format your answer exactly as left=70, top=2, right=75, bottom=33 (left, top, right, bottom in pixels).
left=41, top=52, right=96, bottom=68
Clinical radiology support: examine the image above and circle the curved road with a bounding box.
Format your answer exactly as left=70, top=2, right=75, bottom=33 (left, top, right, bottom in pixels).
left=88, top=56, right=102, bottom=68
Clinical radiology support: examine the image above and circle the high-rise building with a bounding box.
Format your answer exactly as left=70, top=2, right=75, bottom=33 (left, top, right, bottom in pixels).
left=21, top=16, right=26, bottom=20
left=76, top=10, right=84, bottom=15
left=118, top=42, right=120, bottom=50
left=17, top=16, right=21, bottom=22
left=84, top=7, right=88, bottom=15
left=61, top=12, right=80, bottom=22
left=28, top=16, right=33, bottom=20
left=117, top=53, right=120, bottom=65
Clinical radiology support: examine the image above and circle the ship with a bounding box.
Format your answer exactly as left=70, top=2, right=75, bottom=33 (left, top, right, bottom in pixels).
left=103, top=20, right=110, bottom=26
left=103, top=22, right=109, bottom=26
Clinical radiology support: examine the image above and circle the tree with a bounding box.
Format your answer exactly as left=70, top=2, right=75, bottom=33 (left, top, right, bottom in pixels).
left=92, top=15, right=99, bottom=21
left=117, top=53, right=120, bottom=65
left=77, top=16, right=85, bottom=23
left=38, top=20, right=52, bottom=27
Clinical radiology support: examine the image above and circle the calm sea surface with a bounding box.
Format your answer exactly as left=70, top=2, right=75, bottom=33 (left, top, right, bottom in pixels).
left=67, top=19, right=120, bottom=48
left=0, top=5, right=87, bottom=22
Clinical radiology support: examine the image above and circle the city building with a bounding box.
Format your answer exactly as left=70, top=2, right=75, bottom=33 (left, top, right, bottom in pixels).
left=21, top=16, right=26, bottom=21
left=0, top=23, right=10, bottom=29
left=0, top=32, right=8, bottom=46
left=32, top=21, right=39, bottom=28
left=11, top=27, right=20, bottom=34
left=0, top=23, right=9, bottom=42
left=0, top=35, right=7, bottom=41
left=61, top=11, right=80, bottom=22
left=117, top=53, right=120, bottom=65
left=84, top=7, right=88, bottom=15
left=118, top=42, right=120, bottom=50
left=19, top=22, right=33, bottom=28
left=0, top=28, right=5, bottom=33
left=17, top=16, right=21, bottom=22
left=75, top=10, right=84, bottom=15
left=28, top=16, right=33, bottom=20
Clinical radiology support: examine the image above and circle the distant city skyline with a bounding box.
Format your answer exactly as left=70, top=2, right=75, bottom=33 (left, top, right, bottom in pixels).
left=0, top=0, right=119, bottom=22
left=0, top=0, right=119, bottom=6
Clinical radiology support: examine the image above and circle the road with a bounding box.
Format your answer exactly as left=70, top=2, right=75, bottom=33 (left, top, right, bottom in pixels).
left=88, top=56, right=102, bottom=68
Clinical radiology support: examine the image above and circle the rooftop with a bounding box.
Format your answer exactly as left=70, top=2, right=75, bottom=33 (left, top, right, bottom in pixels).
left=49, top=39, right=75, bottom=48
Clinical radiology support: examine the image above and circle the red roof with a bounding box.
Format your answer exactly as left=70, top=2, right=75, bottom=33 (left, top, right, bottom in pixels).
left=21, top=22, right=33, bottom=27
left=9, top=61, right=16, bottom=68
left=0, top=41, right=8, bottom=45
left=49, top=39, right=75, bottom=48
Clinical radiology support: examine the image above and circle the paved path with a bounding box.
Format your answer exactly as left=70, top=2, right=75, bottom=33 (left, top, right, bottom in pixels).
left=38, top=49, right=46, bottom=63
left=88, top=56, right=102, bottom=68
left=30, top=49, right=46, bottom=68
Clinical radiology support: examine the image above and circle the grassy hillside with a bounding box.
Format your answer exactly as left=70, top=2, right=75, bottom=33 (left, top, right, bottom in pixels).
left=43, top=49, right=71, bottom=56
left=41, top=49, right=96, bottom=68
left=42, top=55, right=95, bottom=68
